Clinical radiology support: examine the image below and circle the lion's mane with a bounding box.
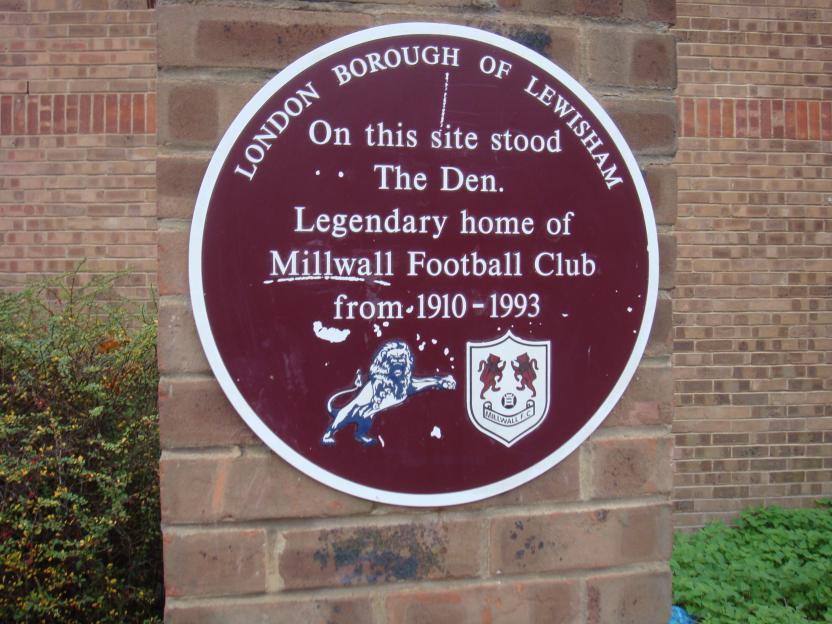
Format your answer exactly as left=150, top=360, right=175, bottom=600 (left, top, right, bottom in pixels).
left=368, top=340, right=414, bottom=409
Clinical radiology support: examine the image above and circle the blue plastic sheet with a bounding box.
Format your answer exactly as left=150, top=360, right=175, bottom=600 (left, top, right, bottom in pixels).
left=669, top=605, right=696, bottom=624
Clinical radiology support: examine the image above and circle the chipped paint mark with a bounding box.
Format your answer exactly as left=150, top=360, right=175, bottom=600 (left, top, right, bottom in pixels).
left=312, top=524, right=448, bottom=585
left=313, top=321, right=350, bottom=343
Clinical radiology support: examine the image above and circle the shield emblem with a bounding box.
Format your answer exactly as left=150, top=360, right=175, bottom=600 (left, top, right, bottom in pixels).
left=466, top=330, right=551, bottom=447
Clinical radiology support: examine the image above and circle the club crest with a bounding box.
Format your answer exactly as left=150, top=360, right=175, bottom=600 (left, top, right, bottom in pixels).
left=466, top=331, right=551, bottom=447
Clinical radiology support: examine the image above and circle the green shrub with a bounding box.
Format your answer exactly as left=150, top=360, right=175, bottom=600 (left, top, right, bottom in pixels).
left=671, top=503, right=832, bottom=624
left=0, top=274, right=162, bottom=623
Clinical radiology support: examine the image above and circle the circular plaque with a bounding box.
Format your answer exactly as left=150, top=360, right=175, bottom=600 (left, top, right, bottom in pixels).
left=190, top=23, right=658, bottom=506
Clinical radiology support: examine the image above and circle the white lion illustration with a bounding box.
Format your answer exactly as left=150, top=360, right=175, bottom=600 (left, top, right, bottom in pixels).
left=321, top=340, right=456, bottom=446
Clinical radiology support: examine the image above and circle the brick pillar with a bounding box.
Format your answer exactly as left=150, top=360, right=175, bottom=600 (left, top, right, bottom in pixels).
left=157, top=2, right=677, bottom=621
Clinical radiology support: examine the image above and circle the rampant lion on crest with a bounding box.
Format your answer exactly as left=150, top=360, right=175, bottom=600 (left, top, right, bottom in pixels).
left=321, top=340, right=456, bottom=446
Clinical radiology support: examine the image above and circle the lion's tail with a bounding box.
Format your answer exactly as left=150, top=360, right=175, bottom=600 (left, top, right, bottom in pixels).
left=326, top=369, right=364, bottom=418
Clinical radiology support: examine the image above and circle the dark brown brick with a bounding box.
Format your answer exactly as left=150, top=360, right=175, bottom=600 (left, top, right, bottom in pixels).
left=644, top=166, right=677, bottom=226
left=386, top=578, right=581, bottom=624
left=279, top=520, right=482, bottom=589
left=496, top=0, right=576, bottom=15
left=157, top=298, right=210, bottom=375
left=158, top=5, right=372, bottom=69
left=576, top=0, right=623, bottom=18
left=490, top=504, right=671, bottom=574
left=160, top=451, right=373, bottom=523
left=157, top=227, right=188, bottom=296
left=162, top=83, right=218, bottom=144
left=604, top=98, right=677, bottom=155
left=645, top=297, right=672, bottom=357
left=463, top=448, right=581, bottom=509
left=589, top=435, right=674, bottom=497
left=588, top=29, right=675, bottom=88
left=166, top=596, right=375, bottom=624
left=495, top=23, right=579, bottom=75
left=605, top=364, right=673, bottom=427
left=159, top=376, right=259, bottom=449
left=163, top=529, right=267, bottom=598
left=587, top=569, right=672, bottom=624
left=157, top=154, right=208, bottom=219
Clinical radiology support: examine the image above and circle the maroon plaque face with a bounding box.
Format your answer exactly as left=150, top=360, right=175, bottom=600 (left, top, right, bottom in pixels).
left=190, top=23, right=658, bottom=505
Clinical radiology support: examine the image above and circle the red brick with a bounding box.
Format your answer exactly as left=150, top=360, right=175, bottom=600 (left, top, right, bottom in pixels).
left=66, top=93, right=78, bottom=133
left=146, top=92, right=156, bottom=133
left=695, top=98, right=707, bottom=137
left=26, top=98, right=38, bottom=134
left=821, top=101, right=831, bottom=141
left=796, top=100, right=808, bottom=140
left=0, top=96, right=12, bottom=135
left=157, top=298, right=211, bottom=374
left=772, top=99, right=784, bottom=138
left=748, top=99, right=760, bottom=138
left=681, top=98, right=694, bottom=137
left=784, top=100, right=795, bottom=139
left=105, top=93, right=118, bottom=133
left=132, top=92, right=145, bottom=133
left=279, top=520, right=482, bottom=589
left=722, top=99, right=734, bottom=137
left=12, top=95, right=26, bottom=134
left=118, top=93, right=132, bottom=133
left=159, top=451, right=373, bottom=523
left=589, top=435, right=673, bottom=497
left=736, top=99, right=747, bottom=138
left=587, top=570, right=671, bottom=624
left=53, top=94, right=65, bottom=133
left=39, top=94, right=51, bottom=134
left=760, top=99, right=771, bottom=138
left=807, top=101, right=820, bottom=140
left=163, top=529, right=267, bottom=598
left=92, top=93, right=105, bottom=133
left=166, top=596, right=375, bottom=624
left=489, top=504, right=671, bottom=574
left=386, top=579, right=581, bottom=624
left=78, top=93, right=91, bottom=133
left=708, top=99, right=720, bottom=137
left=604, top=98, right=677, bottom=154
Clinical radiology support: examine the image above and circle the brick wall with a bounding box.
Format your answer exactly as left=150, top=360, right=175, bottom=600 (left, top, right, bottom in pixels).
left=157, top=0, right=676, bottom=621
left=673, top=1, right=832, bottom=528
left=0, top=0, right=156, bottom=298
